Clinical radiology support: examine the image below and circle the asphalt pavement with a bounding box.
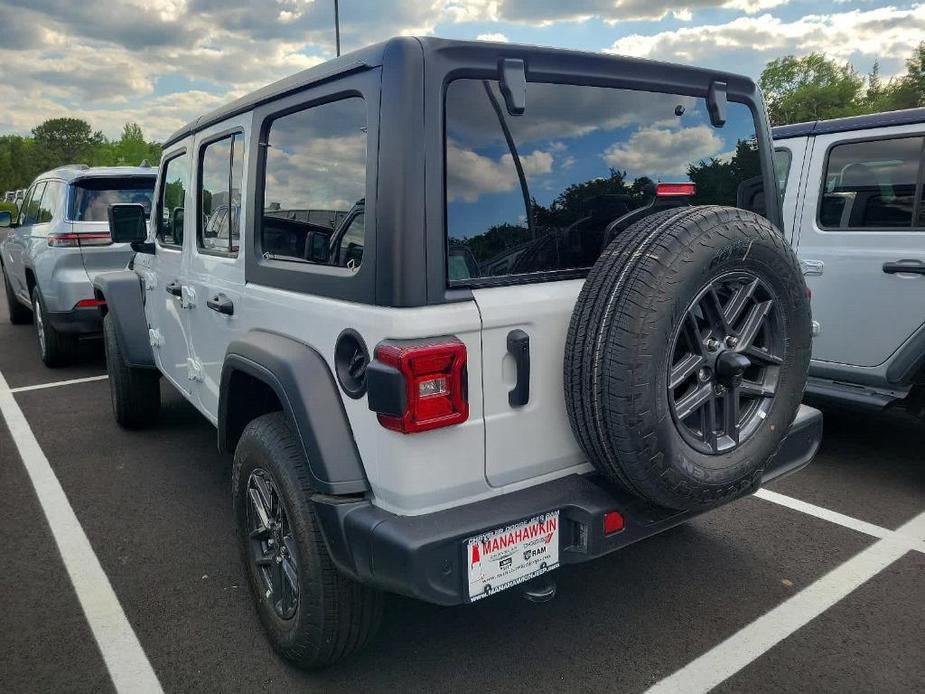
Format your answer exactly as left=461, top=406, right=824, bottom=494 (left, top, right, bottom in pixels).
left=0, top=279, right=922, bottom=694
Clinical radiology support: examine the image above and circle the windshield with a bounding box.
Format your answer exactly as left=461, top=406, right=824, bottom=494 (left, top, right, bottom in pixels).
left=69, top=176, right=156, bottom=222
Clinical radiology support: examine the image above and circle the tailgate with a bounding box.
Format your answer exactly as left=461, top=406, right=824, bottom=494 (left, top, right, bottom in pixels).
left=72, top=221, right=135, bottom=279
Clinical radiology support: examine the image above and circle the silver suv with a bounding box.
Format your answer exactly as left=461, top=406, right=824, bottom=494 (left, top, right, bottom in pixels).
left=773, top=108, right=925, bottom=415
left=0, top=165, right=155, bottom=365
left=95, top=38, right=822, bottom=668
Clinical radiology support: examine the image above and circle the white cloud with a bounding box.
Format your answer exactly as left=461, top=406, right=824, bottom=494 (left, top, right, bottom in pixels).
left=603, top=124, right=724, bottom=177
left=476, top=32, right=510, bottom=42
left=607, top=5, right=925, bottom=65
left=447, top=144, right=555, bottom=202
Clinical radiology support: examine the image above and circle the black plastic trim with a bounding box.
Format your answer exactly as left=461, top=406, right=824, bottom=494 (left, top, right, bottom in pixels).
left=220, top=330, right=369, bottom=495
left=92, top=271, right=155, bottom=368
left=313, top=405, right=822, bottom=605
left=773, top=107, right=925, bottom=140
left=45, top=306, right=102, bottom=335
left=886, top=322, right=925, bottom=385
left=506, top=329, right=530, bottom=407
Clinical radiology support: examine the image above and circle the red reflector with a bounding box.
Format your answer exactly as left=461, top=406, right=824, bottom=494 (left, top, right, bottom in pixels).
left=603, top=511, right=625, bottom=535
left=75, top=298, right=106, bottom=308
left=656, top=182, right=696, bottom=197
left=374, top=339, right=468, bottom=434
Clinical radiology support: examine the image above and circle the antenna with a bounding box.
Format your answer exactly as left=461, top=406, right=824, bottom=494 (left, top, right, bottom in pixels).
left=334, top=0, right=341, bottom=57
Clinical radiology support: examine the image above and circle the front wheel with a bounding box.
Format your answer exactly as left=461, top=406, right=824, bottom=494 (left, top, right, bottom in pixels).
left=3, top=268, right=31, bottom=324
left=103, top=313, right=160, bottom=428
left=232, top=412, right=383, bottom=669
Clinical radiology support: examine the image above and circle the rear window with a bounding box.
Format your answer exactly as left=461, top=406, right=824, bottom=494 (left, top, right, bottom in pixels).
left=70, top=177, right=155, bottom=222
left=445, top=80, right=765, bottom=284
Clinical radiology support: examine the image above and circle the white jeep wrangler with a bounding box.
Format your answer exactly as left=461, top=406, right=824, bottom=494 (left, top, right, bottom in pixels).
left=96, top=37, right=822, bottom=668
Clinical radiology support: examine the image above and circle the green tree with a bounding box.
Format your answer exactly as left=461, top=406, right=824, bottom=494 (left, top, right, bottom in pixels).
left=759, top=53, right=864, bottom=126
left=31, top=118, right=104, bottom=168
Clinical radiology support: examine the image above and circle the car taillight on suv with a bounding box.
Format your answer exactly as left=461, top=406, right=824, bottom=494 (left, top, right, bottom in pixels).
left=47, top=232, right=113, bottom=247
left=368, top=338, right=468, bottom=434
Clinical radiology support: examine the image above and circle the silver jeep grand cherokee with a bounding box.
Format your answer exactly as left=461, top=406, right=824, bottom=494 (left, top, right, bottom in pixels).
left=0, top=164, right=155, bottom=366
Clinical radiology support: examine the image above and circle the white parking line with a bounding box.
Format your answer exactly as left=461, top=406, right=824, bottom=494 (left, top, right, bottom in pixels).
left=9, top=374, right=109, bottom=393
left=0, top=369, right=163, bottom=694
left=755, top=488, right=925, bottom=552
left=645, top=509, right=925, bottom=694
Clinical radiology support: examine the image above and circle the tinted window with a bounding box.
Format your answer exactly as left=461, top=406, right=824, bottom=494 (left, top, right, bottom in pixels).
left=37, top=180, right=67, bottom=223
left=158, top=154, right=189, bottom=246
left=261, top=97, right=367, bottom=269
left=17, top=185, right=36, bottom=225
left=199, top=133, right=244, bottom=255
left=22, top=182, right=46, bottom=225
left=70, top=177, right=155, bottom=222
left=445, top=80, right=764, bottom=283
left=773, top=148, right=792, bottom=195
left=819, top=136, right=923, bottom=229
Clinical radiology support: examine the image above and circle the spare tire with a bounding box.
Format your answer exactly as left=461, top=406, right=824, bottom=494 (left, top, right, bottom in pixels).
left=564, top=206, right=811, bottom=511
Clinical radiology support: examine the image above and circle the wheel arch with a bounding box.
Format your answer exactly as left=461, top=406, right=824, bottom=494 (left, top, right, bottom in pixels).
left=219, top=330, right=369, bottom=496
left=92, top=270, right=155, bottom=368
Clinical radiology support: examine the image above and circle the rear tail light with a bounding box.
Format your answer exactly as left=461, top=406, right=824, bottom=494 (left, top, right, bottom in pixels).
left=48, top=232, right=112, bottom=247
left=656, top=182, right=696, bottom=197
left=74, top=298, right=106, bottom=309
left=368, top=338, right=468, bottom=434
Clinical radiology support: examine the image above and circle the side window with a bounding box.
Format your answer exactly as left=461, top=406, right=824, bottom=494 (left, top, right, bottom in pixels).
left=261, top=97, right=367, bottom=269
left=819, top=136, right=924, bottom=230
left=198, top=132, right=244, bottom=255
left=17, top=185, right=35, bottom=225
left=158, top=153, right=189, bottom=247
left=37, top=181, right=66, bottom=224
left=21, top=182, right=46, bottom=226
left=773, top=148, right=792, bottom=197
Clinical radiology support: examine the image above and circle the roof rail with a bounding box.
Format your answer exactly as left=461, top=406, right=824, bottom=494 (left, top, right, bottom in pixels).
left=45, top=163, right=91, bottom=175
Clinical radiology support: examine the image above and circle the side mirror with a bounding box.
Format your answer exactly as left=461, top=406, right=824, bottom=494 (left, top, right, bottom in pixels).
left=0, top=210, right=11, bottom=228
left=108, top=203, right=147, bottom=243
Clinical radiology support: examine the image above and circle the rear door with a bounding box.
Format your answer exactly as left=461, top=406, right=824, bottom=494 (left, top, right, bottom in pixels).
left=444, top=78, right=773, bottom=486
left=795, top=128, right=925, bottom=367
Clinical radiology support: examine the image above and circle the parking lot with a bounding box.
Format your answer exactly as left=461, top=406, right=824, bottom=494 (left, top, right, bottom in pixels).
left=0, top=280, right=922, bottom=693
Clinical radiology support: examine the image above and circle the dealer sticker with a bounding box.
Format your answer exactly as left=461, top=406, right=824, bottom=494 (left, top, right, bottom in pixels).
left=466, top=511, right=560, bottom=602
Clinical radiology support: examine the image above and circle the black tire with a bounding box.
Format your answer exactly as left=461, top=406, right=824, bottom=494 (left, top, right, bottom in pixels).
left=32, top=286, right=77, bottom=367
left=565, top=206, right=811, bottom=511
left=232, top=412, right=383, bottom=669
left=2, top=267, right=31, bottom=324
left=103, top=313, right=160, bottom=428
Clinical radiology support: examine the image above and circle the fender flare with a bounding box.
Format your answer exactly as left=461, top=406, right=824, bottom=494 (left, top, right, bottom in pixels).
left=92, top=270, right=155, bottom=368
left=219, top=331, right=369, bottom=495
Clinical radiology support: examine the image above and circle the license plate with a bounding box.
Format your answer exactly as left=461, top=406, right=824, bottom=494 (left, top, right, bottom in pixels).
left=465, top=511, right=560, bottom=602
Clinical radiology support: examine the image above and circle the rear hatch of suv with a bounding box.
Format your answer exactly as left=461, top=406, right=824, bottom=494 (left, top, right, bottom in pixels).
left=444, top=76, right=774, bottom=487
left=69, top=175, right=156, bottom=278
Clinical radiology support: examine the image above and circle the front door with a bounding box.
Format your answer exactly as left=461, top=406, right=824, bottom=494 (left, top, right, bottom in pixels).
left=796, top=129, right=925, bottom=367
left=145, top=146, right=193, bottom=393
left=186, top=123, right=248, bottom=418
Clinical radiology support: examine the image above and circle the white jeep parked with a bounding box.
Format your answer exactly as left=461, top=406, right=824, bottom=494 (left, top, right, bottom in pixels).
left=95, top=38, right=822, bottom=668
left=774, top=108, right=925, bottom=415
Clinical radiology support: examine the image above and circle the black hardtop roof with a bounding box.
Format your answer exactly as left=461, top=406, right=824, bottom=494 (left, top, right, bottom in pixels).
left=163, top=36, right=759, bottom=149
left=772, top=107, right=925, bottom=140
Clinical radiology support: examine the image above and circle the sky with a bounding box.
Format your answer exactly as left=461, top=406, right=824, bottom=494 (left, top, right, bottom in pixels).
left=0, top=1, right=923, bottom=142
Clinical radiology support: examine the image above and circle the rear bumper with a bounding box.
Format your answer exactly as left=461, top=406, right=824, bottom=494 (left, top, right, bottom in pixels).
left=314, top=404, right=823, bottom=606
left=46, top=306, right=102, bottom=335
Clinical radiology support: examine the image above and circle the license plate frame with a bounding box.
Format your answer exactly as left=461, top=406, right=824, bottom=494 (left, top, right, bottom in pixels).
left=465, top=510, right=560, bottom=602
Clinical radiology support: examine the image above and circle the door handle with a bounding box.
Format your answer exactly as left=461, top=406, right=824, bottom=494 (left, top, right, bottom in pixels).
left=506, top=329, right=530, bottom=408
left=165, top=280, right=182, bottom=296
left=207, top=292, right=234, bottom=316
left=882, top=260, right=925, bottom=275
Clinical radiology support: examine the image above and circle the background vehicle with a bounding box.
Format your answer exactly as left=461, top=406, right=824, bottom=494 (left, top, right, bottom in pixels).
left=0, top=164, right=156, bottom=365
left=95, top=37, right=821, bottom=668
left=774, top=108, right=925, bottom=415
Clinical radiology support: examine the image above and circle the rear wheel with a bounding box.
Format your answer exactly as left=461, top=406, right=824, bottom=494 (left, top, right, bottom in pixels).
left=565, top=206, right=811, bottom=510
left=32, top=287, right=77, bottom=367
left=2, top=267, right=31, bottom=325
left=103, top=313, right=160, bottom=428
left=232, top=412, right=382, bottom=669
